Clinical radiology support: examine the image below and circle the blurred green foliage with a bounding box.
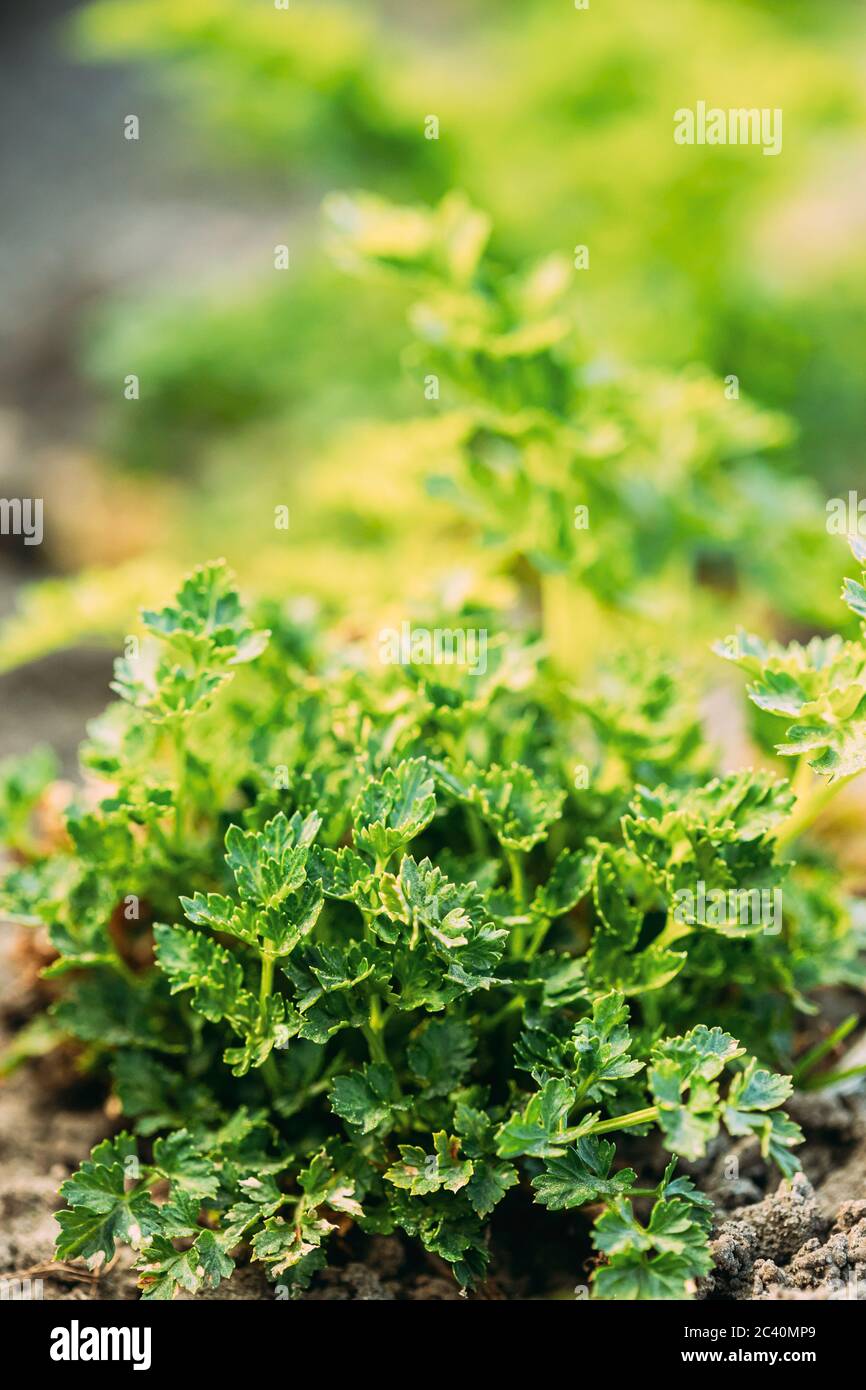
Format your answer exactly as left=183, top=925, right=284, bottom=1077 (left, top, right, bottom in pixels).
left=3, top=0, right=862, bottom=678
left=74, top=0, right=866, bottom=490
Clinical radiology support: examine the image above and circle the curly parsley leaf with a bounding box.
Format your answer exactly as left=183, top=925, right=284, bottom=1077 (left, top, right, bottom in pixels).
left=532, top=1136, right=636, bottom=1210
left=330, top=1062, right=406, bottom=1134
left=353, top=757, right=436, bottom=862
left=592, top=1194, right=713, bottom=1300
left=55, top=1134, right=161, bottom=1266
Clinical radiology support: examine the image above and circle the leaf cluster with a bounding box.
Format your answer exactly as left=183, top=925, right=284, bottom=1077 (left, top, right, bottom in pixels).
left=4, top=556, right=856, bottom=1300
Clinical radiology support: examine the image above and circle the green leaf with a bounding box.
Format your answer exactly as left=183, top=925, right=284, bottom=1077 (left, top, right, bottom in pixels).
left=531, top=848, right=594, bottom=919
left=329, top=1063, right=405, bottom=1134
left=655, top=1158, right=715, bottom=1217
left=592, top=1198, right=652, bottom=1257
left=141, top=560, right=264, bottom=650
left=137, top=1230, right=234, bottom=1301
left=592, top=849, right=642, bottom=949
left=55, top=1134, right=161, bottom=1265
left=221, top=993, right=298, bottom=1076
left=225, top=810, right=318, bottom=906
left=154, top=922, right=251, bottom=1026
left=221, top=1178, right=285, bottom=1247
left=251, top=1214, right=336, bottom=1278
left=589, top=849, right=687, bottom=995
left=591, top=1195, right=713, bottom=1300
left=386, top=1132, right=474, bottom=1195
left=326, top=190, right=491, bottom=285
left=407, top=1017, right=475, bottom=1096
left=728, top=1057, right=792, bottom=1110
left=532, top=1136, right=636, bottom=1210
left=654, top=1097, right=719, bottom=1160
left=594, top=1248, right=705, bottom=1300
left=466, top=1159, right=518, bottom=1218
left=724, top=1058, right=802, bottom=1176
left=496, top=1077, right=594, bottom=1159
left=438, top=760, right=564, bottom=851
left=309, top=844, right=376, bottom=905
left=378, top=855, right=507, bottom=994
left=653, top=1025, right=744, bottom=1082
left=153, top=1191, right=201, bottom=1241
left=649, top=1069, right=717, bottom=1160
left=180, top=891, right=255, bottom=944
left=518, top=991, right=644, bottom=1103
left=571, top=990, right=645, bottom=1096
left=259, top=881, right=325, bottom=957
left=623, top=774, right=791, bottom=941
left=298, top=1149, right=364, bottom=1216
left=649, top=1026, right=745, bottom=1160
left=354, top=757, right=436, bottom=861
left=283, top=943, right=377, bottom=1042
left=112, top=560, right=269, bottom=719
left=388, top=1187, right=489, bottom=1289
left=646, top=1196, right=713, bottom=1254
left=186, top=814, right=326, bottom=960
left=716, top=627, right=866, bottom=780
left=0, top=744, right=57, bottom=849
left=251, top=1149, right=361, bottom=1288
left=524, top=950, right=588, bottom=1010
left=136, top=1236, right=202, bottom=1300
left=151, top=1130, right=219, bottom=1199
left=195, top=1229, right=236, bottom=1289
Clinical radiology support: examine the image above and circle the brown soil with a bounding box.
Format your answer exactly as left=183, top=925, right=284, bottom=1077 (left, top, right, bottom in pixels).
left=702, top=1175, right=866, bottom=1300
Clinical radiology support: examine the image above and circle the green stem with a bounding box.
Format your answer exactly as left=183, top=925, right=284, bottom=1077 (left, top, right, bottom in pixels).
left=540, top=571, right=605, bottom=679
left=793, top=1014, right=858, bottom=1083
left=588, top=1105, right=658, bottom=1135
left=362, top=1025, right=388, bottom=1065
left=507, top=848, right=526, bottom=907
left=653, top=914, right=693, bottom=951
left=507, top=847, right=528, bottom=955
left=774, top=770, right=855, bottom=853
left=801, top=1062, right=866, bottom=1091
left=256, top=948, right=281, bottom=1097
left=789, top=753, right=814, bottom=804
left=466, top=808, right=487, bottom=858
left=259, top=949, right=276, bottom=1020
left=171, top=720, right=188, bottom=849
left=369, top=992, right=384, bottom=1033
left=260, top=1054, right=280, bottom=1098
left=359, top=863, right=389, bottom=946
left=110, top=952, right=140, bottom=988
left=478, top=994, right=525, bottom=1032
left=362, top=991, right=395, bottom=1072
left=524, top=917, right=552, bottom=960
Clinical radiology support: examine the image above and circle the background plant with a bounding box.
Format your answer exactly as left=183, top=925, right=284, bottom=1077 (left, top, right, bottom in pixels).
left=73, top=0, right=866, bottom=489
left=3, top=0, right=864, bottom=712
